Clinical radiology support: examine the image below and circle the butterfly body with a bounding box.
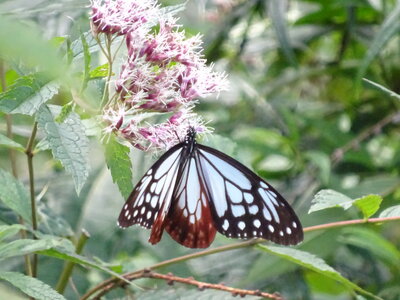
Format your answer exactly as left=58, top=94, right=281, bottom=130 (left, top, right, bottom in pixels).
left=118, top=128, right=303, bottom=248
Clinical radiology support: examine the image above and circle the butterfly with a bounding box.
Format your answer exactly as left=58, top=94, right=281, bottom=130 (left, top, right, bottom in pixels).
left=117, top=127, right=303, bottom=248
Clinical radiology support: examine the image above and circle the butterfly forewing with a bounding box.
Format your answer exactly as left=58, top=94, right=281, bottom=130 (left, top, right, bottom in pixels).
left=164, top=156, right=217, bottom=248
left=117, top=143, right=183, bottom=232
left=197, top=144, right=303, bottom=246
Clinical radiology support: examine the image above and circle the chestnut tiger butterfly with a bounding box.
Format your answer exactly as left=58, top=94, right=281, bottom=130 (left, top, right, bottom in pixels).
left=117, top=127, right=303, bottom=248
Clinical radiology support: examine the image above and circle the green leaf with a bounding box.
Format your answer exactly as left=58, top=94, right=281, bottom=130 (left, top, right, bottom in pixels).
left=0, top=133, right=24, bottom=152
left=0, top=238, right=65, bottom=261
left=0, top=271, right=66, bottom=300
left=54, top=102, right=74, bottom=123
left=38, top=247, right=135, bottom=288
left=340, top=227, right=400, bottom=267
left=356, top=2, right=400, bottom=83
left=362, top=78, right=400, bottom=101
left=89, top=63, right=109, bottom=78
left=0, top=169, right=31, bottom=223
left=0, top=224, right=26, bottom=241
left=80, top=32, right=91, bottom=93
left=256, top=245, right=381, bottom=299
left=104, top=135, right=133, bottom=199
left=36, top=105, right=89, bottom=195
left=0, top=17, right=66, bottom=79
left=268, top=0, right=297, bottom=66
left=0, top=74, right=59, bottom=116
left=309, top=190, right=382, bottom=218
left=309, top=189, right=353, bottom=213
left=353, top=194, right=383, bottom=219
left=379, top=205, right=400, bottom=218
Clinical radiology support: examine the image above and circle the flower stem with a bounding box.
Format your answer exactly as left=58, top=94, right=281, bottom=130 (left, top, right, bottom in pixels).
left=99, top=34, right=114, bottom=107
left=26, top=122, right=38, bottom=277
left=56, top=230, right=90, bottom=294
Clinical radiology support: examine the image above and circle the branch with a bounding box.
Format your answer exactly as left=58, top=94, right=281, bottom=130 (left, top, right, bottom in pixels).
left=93, top=270, right=284, bottom=300
left=80, top=215, right=400, bottom=299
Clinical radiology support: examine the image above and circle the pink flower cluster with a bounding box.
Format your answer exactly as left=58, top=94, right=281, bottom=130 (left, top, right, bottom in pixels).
left=90, top=0, right=228, bottom=151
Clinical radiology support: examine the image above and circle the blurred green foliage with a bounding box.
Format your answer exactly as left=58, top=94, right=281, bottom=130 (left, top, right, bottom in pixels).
left=0, top=0, right=399, bottom=299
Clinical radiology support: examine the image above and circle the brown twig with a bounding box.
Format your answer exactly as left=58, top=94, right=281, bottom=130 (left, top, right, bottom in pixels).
left=80, top=215, right=400, bottom=300
left=92, top=270, right=283, bottom=300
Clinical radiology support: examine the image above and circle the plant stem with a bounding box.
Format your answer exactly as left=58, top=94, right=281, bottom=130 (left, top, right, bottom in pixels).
left=26, top=122, right=38, bottom=277
left=56, top=230, right=90, bottom=294
left=80, top=215, right=400, bottom=300
left=0, top=60, right=34, bottom=277
left=100, top=35, right=113, bottom=107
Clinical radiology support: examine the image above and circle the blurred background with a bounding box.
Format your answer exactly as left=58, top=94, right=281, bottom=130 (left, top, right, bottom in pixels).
left=0, top=0, right=399, bottom=299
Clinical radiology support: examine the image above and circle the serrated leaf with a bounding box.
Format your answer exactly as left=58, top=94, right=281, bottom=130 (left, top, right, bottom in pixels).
left=309, top=189, right=353, bottom=213
left=36, top=105, right=89, bottom=195
left=379, top=205, right=400, bottom=218
left=0, top=238, right=65, bottom=261
left=104, top=136, right=133, bottom=199
left=89, top=63, right=109, bottom=78
left=0, top=133, right=24, bottom=152
left=256, top=245, right=381, bottom=300
left=0, top=169, right=31, bottom=223
left=353, top=194, right=382, bottom=219
left=0, top=271, right=66, bottom=300
left=0, top=224, right=26, bottom=241
left=0, top=75, right=59, bottom=116
left=340, top=227, right=400, bottom=267
left=357, top=2, right=400, bottom=83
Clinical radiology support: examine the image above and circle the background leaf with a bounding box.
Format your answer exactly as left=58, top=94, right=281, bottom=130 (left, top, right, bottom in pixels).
left=36, top=104, right=89, bottom=195
left=256, top=245, right=381, bottom=299
left=353, top=194, right=382, bottom=219
left=0, top=134, right=24, bottom=152
left=0, top=169, right=31, bottom=223
left=0, top=271, right=66, bottom=300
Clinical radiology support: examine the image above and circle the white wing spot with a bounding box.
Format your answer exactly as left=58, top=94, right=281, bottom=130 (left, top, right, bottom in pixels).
left=244, top=193, right=253, bottom=204
left=133, top=210, right=138, bottom=217
left=253, top=230, right=257, bottom=235
left=238, top=221, right=246, bottom=230
left=292, top=221, right=297, bottom=228
left=124, top=210, right=129, bottom=217
left=279, top=230, right=284, bottom=236
left=232, top=204, right=246, bottom=217
left=150, top=196, right=158, bottom=208
left=140, top=207, right=145, bottom=215
left=253, top=219, right=261, bottom=228
left=226, top=182, right=242, bottom=204
left=260, top=181, right=268, bottom=189
left=268, top=225, right=275, bottom=233
left=147, top=211, right=152, bottom=219
left=222, top=219, right=229, bottom=230
left=249, top=205, right=259, bottom=214
left=124, top=204, right=128, bottom=210
left=286, top=227, right=292, bottom=234
left=145, top=193, right=151, bottom=203
left=189, top=215, right=195, bottom=224
left=127, top=214, right=131, bottom=220
left=150, top=182, right=156, bottom=193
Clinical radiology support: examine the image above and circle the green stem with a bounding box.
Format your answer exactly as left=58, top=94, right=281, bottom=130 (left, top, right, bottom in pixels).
left=0, top=60, right=33, bottom=277
left=100, top=34, right=113, bottom=107
left=26, top=122, right=38, bottom=277
left=56, top=230, right=90, bottom=294
left=80, top=215, right=400, bottom=300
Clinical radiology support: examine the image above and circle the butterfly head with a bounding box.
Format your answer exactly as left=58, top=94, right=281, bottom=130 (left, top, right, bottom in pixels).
left=185, top=127, right=197, bottom=144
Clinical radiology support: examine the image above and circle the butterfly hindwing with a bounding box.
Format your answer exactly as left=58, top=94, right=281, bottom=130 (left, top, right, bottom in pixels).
left=164, top=155, right=216, bottom=248
left=117, top=143, right=183, bottom=234
left=197, top=144, right=303, bottom=246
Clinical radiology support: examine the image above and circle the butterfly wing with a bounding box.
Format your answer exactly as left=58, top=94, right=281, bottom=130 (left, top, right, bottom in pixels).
left=197, top=144, right=303, bottom=246
left=164, top=155, right=216, bottom=248
left=117, top=143, right=184, bottom=244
